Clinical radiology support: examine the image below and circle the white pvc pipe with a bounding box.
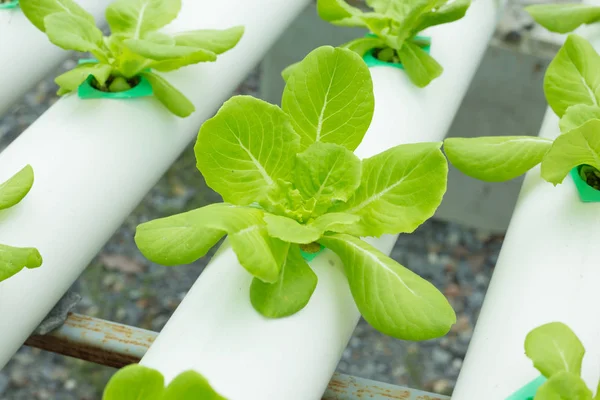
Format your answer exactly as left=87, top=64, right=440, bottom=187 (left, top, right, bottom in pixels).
left=0, top=0, right=311, bottom=368
left=452, top=25, right=600, bottom=400
left=140, top=1, right=499, bottom=399
left=0, top=0, right=110, bottom=117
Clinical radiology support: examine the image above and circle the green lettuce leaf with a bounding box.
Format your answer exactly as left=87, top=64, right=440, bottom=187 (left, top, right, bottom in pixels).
left=444, top=136, right=553, bottom=182
left=559, top=105, right=600, bottom=133
left=294, top=142, right=361, bottom=213
left=320, top=234, right=456, bottom=340
left=106, top=0, right=181, bottom=38
left=535, top=372, right=592, bottom=400
left=334, top=142, right=447, bottom=237
left=103, top=364, right=164, bottom=400
left=282, top=46, right=374, bottom=151
left=525, top=322, right=585, bottom=378
left=123, top=40, right=216, bottom=62
left=316, top=0, right=365, bottom=26
left=250, top=245, right=318, bottom=318
left=526, top=4, right=600, bottom=34
left=19, top=0, right=96, bottom=32
left=541, top=119, right=600, bottom=185
left=195, top=96, right=300, bottom=205
left=342, top=37, right=386, bottom=57
left=398, top=42, right=443, bottom=88
left=163, top=370, right=226, bottom=400
left=0, top=244, right=43, bottom=282
left=55, top=63, right=113, bottom=93
left=174, top=26, right=245, bottom=54
left=263, top=212, right=359, bottom=244
left=544, top=34, right=600, bottom=118
left=0, top=165, right=34, bottom=210
left=140, top=72, right=195, bottom=118
left=135, top=204, right=284, bottom=283
left=43, top=12, right=104, bottom=55
left=414, top=0, right=471, bottom=33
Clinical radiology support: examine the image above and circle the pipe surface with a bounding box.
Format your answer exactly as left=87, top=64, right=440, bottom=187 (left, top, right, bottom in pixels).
left=0, top=0, right=311, bottom=368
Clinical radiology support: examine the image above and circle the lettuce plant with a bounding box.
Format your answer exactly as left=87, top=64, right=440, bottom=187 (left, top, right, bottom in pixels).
left=135, top=45, right=455, bottom=341
left=103, top=364, right=226, bottom=400
left=444, top=34, right=600, bottom=189
left=525, top=322, right=600, bottom=399
left=20, top=0, right=244, bottom=117
left=316, top=0, right=471, bottom=87
left=0, top=165, right=43, bottom=282
left=526, top=3, right=600, bottom=34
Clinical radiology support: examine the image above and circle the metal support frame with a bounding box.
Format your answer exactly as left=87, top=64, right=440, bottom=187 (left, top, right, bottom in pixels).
left=24, top=313, right=448, bottom=400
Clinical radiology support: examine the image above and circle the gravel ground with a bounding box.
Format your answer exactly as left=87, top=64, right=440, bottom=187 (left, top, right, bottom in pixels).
left=0, top=12, right=529, bottom=398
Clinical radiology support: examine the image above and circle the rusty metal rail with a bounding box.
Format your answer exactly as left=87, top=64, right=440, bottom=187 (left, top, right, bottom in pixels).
left=24, top=313, right=449, bottom=400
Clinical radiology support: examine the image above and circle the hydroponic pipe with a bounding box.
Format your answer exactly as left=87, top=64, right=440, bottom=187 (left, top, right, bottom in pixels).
left=452, top=25, right=600, bottom=398
left=139, top=1, right=500, bottom=399
left=0, top=0, right=311, bottom=368
left=0, top=0, right=110, bottom=118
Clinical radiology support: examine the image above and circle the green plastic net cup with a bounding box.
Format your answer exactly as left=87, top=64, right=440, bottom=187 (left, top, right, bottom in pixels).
left=362, top=34, right=431, bottom=70
left=300, top=244, right=325, bottom=262
left=76, top=59, right=153, bottom=100
left=0, top=0, right=19, bottom=9
left=506, top=376, right=546, bottom=400
left=570, top=165, right=600, bottom=203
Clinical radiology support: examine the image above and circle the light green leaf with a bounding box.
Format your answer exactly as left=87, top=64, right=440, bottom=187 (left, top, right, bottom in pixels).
left=102, top=364, right=164, bottom=400
left=560, top=105, right=600, bottom=133
left=135, top=204, right=284, bottom=283
left=174, top=26, right=245, bottom=54
left=140, top=72, right=195, bottom=118
left=594, top=381, right=600, bottom=400
left=414, top=0, right=471, bottom=33
left=316, top=0, right=365, bottom=26
left=526, top=322, right=585, bottom=378
left=163, top=370, right=226, bottom=400
left=0, top=165, right=34, bottom=210
left=19, top=0, right=96, bottom=32
left=541, top=119, right=600, bottom=185
left=310, top=212, right=359, bottom=233
left=366, top=0, right=411, bottom=19
left=342, top=37, right=386, bottom=57
left=105, top=0, right=181, bottom=38
left=0, top=244, right=43, bottom=282
left=260, top=180, right=317, bottom=223
left=398, top=42, right=443, bottom=88
left=195, top=96, right=300, bottom=205
left=250, top=245, right=318, bottom=318
left=544, top=34, right=600, bottom=118
left=281, top=61, right=300, bottom=83
left=55, top=63, right=113, bottom=93
left=526, top=4, right=600, bottom=34
left=334, top=142, right=447, bottom=237
left=264, top=214, right=320, bottom=244
left=124, top=39, right=216, bottom=62
left=320, top=234, right=456, bottom=340
left=282, top=46, right=374, bottom=151
left=143, top=31, right=176, bottom=45
left=444, top=136, right=552, bottom=182
left=535, top=372, right=592, bottom=400
left=294, top=142, right=361, bottom=212
left=44, top=12, right=104, bottom=54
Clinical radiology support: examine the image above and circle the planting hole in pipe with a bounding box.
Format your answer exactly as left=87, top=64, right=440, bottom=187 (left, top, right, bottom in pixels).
left=0, top=0, right=18, bottom=9
left=362, top=34, right=431, bottom=70
left=299, top=243, right=325, bottom=262
left=570, top=165, right=600, bottom=203
left=77, top=59, right=153, bottom=100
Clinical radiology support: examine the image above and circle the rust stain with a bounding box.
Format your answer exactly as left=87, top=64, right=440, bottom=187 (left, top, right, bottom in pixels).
left=323, top=376, right=416, bottom=399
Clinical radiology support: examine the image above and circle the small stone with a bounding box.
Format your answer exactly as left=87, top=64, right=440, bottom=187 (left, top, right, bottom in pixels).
left=432, top=348, right=452, bottom=365
left=444, top=283, right=461, bottom=298
left=432, top=379, right=452, bottom=394
left=64, top=379, right=76, bottom=390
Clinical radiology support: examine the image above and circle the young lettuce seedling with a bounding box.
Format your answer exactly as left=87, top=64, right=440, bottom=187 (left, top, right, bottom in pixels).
left=135, top=45, right=456, bottom=341
left=524, top=322, right=600, bottom=399
left=19, top=0, right=244, bottom=118
left=103, top=364, right=226, bottom=400
left=444, top=34, right=600, bottom=189
left=0, top=165, right=43, bottom=282
left=315, top=0, right=471, bottom=87
left=526, top=3, right=600, bottom=34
